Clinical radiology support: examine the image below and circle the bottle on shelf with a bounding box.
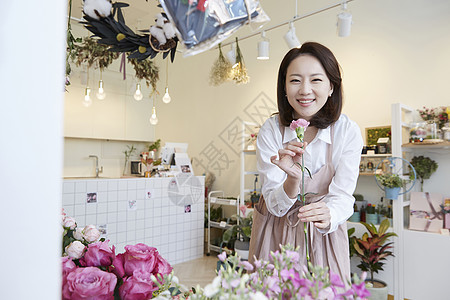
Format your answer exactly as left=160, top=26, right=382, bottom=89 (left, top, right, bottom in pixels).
left=360, top=204, right=366, bottom=222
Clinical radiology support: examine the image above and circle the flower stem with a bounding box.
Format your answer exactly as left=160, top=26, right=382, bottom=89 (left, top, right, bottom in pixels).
left=301, top=152, right=310, bottom=270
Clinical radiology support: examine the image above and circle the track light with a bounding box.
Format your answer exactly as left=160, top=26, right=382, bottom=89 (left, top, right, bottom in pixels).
left=337, top=1, right=352, bottom=37
left=284, top=22, right=301, bottom=49
left=257, top=31, right=269, bottom=60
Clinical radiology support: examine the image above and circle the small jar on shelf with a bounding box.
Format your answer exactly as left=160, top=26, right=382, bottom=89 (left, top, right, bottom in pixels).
left=409, top=122, right=427, bottom=143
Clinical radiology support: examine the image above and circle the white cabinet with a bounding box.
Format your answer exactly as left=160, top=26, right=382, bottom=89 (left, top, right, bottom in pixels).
left=207, top=190, right=239, bottom=255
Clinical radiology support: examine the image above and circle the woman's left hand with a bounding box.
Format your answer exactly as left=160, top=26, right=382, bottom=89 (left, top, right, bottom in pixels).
left=298, top=202, right=331, bottom=230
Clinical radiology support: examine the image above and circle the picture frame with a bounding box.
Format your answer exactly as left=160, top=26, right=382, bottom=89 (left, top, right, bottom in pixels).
left=365, top=126, right=391, bottom=146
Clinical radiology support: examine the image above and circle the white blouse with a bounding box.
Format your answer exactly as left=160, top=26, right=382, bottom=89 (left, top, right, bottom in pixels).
left=256, top=114, right=363, bottom=234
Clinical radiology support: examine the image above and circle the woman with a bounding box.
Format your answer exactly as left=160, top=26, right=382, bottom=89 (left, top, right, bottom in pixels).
left=248, top=42, right=363, bottom=283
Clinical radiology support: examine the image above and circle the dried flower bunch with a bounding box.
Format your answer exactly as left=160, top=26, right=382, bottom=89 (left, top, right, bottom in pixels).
left=418, top=106, right=449, bottom=129
left=129, top=58, right=160, bottom=94
left=231, top=38, right=250, bottom=84
left=209, top=44, right=233, bottom=86
left=70, top=36, right=120, bottom=70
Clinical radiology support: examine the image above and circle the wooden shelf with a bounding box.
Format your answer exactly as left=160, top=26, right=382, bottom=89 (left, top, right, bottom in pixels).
left=359, top=172, right=376, bottom=176
left=361, top=153, right=392, bottom=157
left=402, top=140, right=450, bottom=149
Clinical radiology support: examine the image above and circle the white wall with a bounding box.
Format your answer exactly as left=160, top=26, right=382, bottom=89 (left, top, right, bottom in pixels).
left=0, top=1, right=66, bottom=299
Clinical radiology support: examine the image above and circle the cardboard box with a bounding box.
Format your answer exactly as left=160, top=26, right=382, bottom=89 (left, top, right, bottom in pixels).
left=409, top=192, right=443, bottom=233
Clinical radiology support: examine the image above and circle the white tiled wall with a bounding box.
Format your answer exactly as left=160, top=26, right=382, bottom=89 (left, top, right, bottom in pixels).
left=62, top=177, right=205, bottom=265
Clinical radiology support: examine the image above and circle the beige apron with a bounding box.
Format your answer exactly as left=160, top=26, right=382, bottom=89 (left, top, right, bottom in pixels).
left=248, top=124, right=350, bottom=284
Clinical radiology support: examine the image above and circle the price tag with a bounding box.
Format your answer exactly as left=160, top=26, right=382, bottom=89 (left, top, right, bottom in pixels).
left=219, top=221, right=227, bottom=228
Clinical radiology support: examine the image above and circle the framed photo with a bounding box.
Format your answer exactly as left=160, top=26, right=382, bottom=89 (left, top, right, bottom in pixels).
left=365, top=126, right=391, bottom=146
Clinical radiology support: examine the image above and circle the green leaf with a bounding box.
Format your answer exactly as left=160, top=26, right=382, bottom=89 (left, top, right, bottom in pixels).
left=304, top=166, right=313, bottom=179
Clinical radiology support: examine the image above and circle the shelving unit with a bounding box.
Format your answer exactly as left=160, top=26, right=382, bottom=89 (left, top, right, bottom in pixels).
left=390, top=103, right=450, bottom=300
left=240, top=121, right=260, bottom=207
left=207, top=190, right=239, bottom=255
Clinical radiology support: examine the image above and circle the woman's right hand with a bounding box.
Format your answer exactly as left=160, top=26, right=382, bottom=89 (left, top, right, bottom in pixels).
left=270, top=141, right=307, bottom=180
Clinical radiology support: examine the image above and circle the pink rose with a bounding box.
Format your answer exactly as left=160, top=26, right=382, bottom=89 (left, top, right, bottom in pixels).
left=83, top=225, right=101, bottom=243
left=62, top=216, right=77, bottom=230
left=73, top=227, right=84, bottom=241
left=119, top=270, right=158, bottom=300
left=80, top=240, right=116, bottom=267
left=121, top=244, right=158, bottom=276
left=112, top=253, right=126, bottom=278
left=65, top=240, right=85, bottom=259
left=63, top=267, right=117, bottom=300
left=153, top=253, right=173, bottom=276
left=61, top=257, right=77, bottom=287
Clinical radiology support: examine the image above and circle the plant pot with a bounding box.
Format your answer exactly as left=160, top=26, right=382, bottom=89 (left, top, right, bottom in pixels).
left=234, top=240, right=250, bottom=260
left=365, top=279, right=388, bottom=300
left=366, top=213, right=379, bottom=225
left=348, top=211, right=360, bottom=222
left=385, top=187, right=400, bottom=200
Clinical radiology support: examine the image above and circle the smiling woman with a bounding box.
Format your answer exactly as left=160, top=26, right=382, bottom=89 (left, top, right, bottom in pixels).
left=249, top=42, right=363, bottom=286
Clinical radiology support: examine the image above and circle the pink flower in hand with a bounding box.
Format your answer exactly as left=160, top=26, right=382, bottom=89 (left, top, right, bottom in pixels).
left=290, top=119, right=310, bottom=141
left=80, top=240, right=116, bottom=267
left=63, top=267, right=117, bottom=300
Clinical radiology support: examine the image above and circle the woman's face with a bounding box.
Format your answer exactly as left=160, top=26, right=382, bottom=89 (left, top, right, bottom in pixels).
left=285, top=54, right=333, bottom=121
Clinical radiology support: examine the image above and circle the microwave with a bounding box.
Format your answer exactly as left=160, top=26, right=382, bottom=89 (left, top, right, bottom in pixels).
left=130, top=161, right=143, bottom=175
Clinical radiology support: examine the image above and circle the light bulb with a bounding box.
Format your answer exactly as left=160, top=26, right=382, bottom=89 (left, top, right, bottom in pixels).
left=83, top=87, right=92, bottom=107
left=162, top=87, right=171, bottom=104
left=96, top=80, right=106, bottom=100
left=134, top=83, right=143, bottom=101
left=149, top=106, right=158, bottom=125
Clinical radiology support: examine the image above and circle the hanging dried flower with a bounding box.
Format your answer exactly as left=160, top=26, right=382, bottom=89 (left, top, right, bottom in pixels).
left=70, top=37, right=120, bottom=71
left=128, top=58, right=160, bottom=95
left=209, top=44, right=232, bottom=86
left=231, top=38, right=250, bottom=85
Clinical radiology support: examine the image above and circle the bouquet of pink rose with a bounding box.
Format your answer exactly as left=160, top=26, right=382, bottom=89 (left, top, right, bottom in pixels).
left=61, top=210, right=178, bottom=299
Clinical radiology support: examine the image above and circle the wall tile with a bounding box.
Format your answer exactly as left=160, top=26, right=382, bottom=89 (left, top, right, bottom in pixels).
left=63, top=182, right=75, bottom=194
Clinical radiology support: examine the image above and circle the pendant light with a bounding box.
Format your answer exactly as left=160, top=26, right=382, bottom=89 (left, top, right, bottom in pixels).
left=134, top=82, right=143, bottom=101
left=149, top=96, right=158, bottom=125
left=96, top=70, right=106, bottom=100
left=82, top=68, right=92, bottom=107
left=162, top=59, right=171, bottom=104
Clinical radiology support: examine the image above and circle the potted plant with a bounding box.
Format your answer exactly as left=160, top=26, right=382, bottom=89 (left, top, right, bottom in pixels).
left=352, top=219, right=397, bottom=300
left=409, top=155, right=438, bottom=192
left=375, top=173, right=404, bottom=200
left=222, top=207, right=253, bottom=260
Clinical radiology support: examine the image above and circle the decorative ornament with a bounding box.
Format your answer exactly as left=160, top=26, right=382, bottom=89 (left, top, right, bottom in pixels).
left=128, top=58, right=159, bottom=96
left=209, top=44, right=233, bottom=86
left=70, top=37, right=120, bottom=70
left=81, top=2, right=178, bottom=62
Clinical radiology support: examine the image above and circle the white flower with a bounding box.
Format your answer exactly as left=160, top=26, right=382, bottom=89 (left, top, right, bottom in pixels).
left=250, top=291, right=269, bottom=300
left=83, top=0, right=112, bottom=20
left=73, top=227, right=84, bottom=241
left=171, top=275, right=179, bottom=284
left=62, top=216, right=76, bottom=230
left=65, top=241, right=85, bottom=259
left=204, top=276, right=221, bottom=297
left=82, top=225, right=100, bottom=243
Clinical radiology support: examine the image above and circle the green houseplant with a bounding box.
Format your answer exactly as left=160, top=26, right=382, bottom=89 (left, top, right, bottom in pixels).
left=353, top=219, right=397, bottom=298
left=222, top=211, right=253, bottom=260
left=409, top=155, right=438, bottom=192
left=376, top=173, right=404, bottom=200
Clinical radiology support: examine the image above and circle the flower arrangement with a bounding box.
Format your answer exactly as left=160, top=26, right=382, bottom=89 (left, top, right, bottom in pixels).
left=418, top=106, right=449, bottom=129
left=167, top=245, right=369, bottom=299
left=290, top=118, right=312, bottom=267
left=61, top=210, right=177, bottom=299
